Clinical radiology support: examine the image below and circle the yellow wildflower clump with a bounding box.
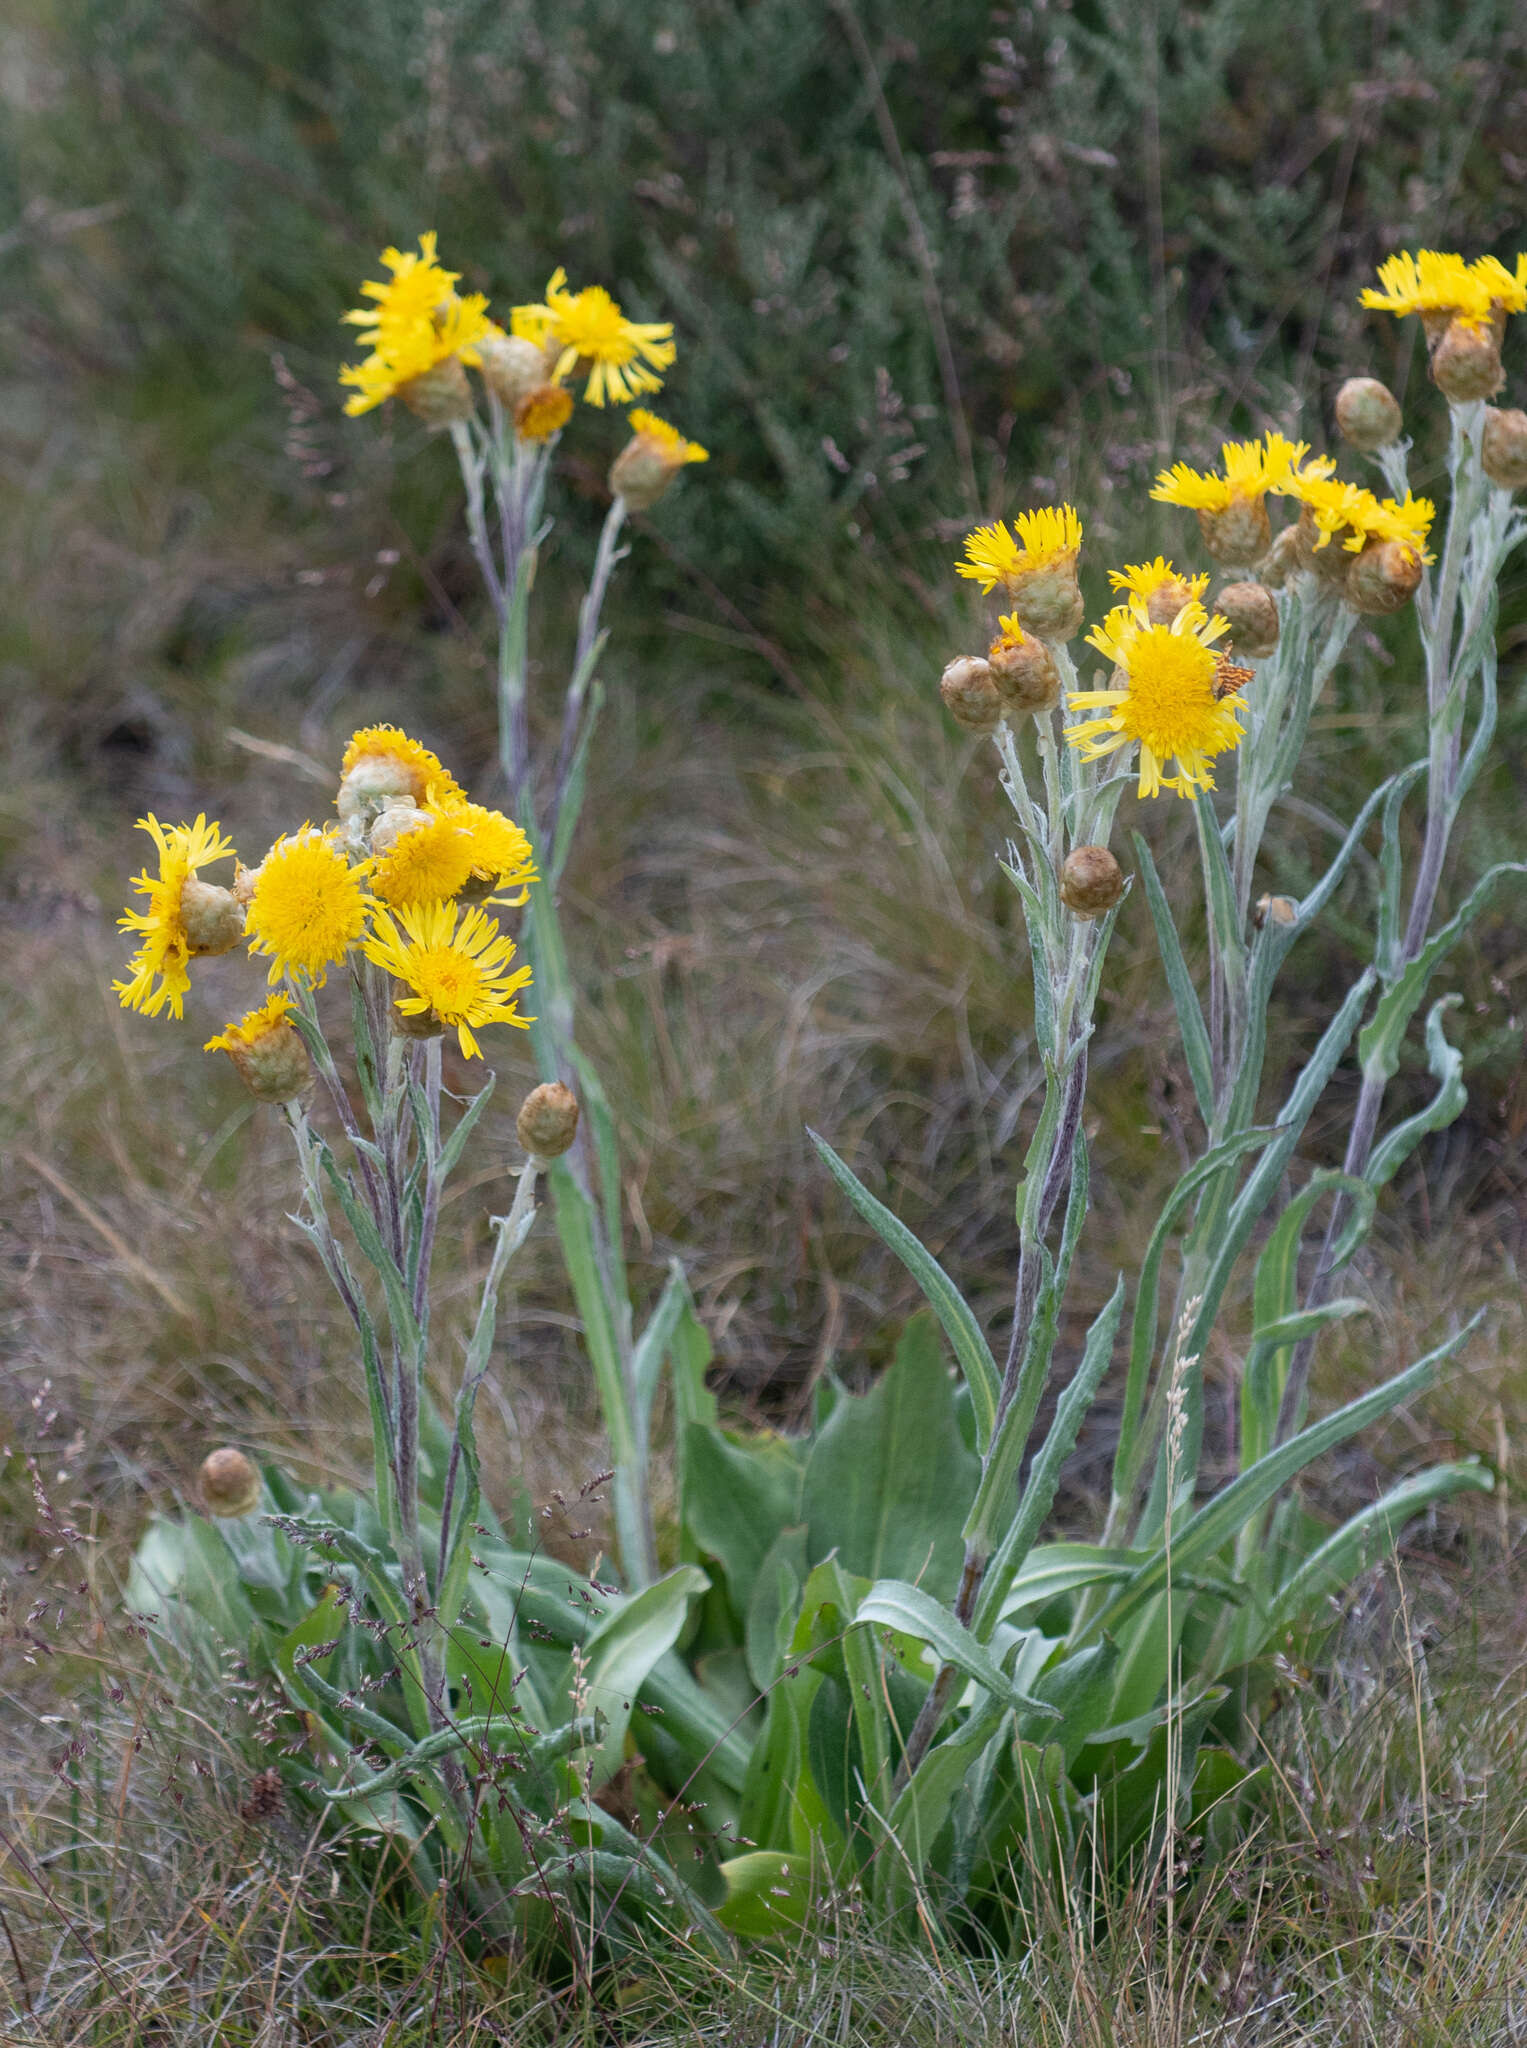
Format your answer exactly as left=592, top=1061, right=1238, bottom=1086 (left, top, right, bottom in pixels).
left=1065, top=596, right=1243, bottom=800
left=1361, top=250, right=1527, bottom=404
left=114, top=815, right=240, bottom=1020
left=245, top=828, right=374, bottom=987
left=1286, top=473, right=1434, bottom=560
left=512, top=268, right=676, bottom=407
left=956, top=506, right=1085, bottom=640
left=365, top=901, right=534, bottom=1058
left=369, top=788, right=537, bottom=908
left=340, top=234, right=494, bottom=422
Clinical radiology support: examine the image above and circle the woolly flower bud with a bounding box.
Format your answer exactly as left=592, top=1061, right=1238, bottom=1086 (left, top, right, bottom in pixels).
left=1254, top=893, right=1298, bottom=929
left=1007, top=566, right=1085, bottom=643
left=1430, top=316, right=1505, bottom=404
left=399, top=355, right=476, bottom=429
left=200, top=1446, right=260, bottom=1518
left=1214, top=581, right=1280, bottom=659
left=609, top=409, right=709, bottom=512
left=477, top=332, right=552, bottom=409
left=939, top=656, right=1002, bottom=734
left=987, top=622, right=1061, bottom=715
left=1482, top=407, right=1527, bottom=491
left=179, top=878, right=245, bottom=957
left=517, top=1081, right=580, bottom=1160
left=1294, top=508, right=1353, bottom=584
left=1059, top=845, right=1125, bottom=920
left=1195, top=497, right=1271, bottom=567
left=1260, top=524, right=1304, bottom=591
left=1334, top=377, right=1404, bottom=452
left=1344, top=538, right=1423, bottom=616
left=368, top=800, right=422, bottom=858
left=1144, top=575, right=1199, bottom=626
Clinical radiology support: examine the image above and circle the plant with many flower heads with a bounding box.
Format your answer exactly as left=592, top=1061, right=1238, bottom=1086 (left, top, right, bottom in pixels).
left=121, top=239, right=1527, bottom=1964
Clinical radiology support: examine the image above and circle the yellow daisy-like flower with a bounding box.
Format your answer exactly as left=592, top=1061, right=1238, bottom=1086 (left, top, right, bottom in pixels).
left=1150, top=432, right=1329, bottom=512
left=1107, top=557, right=1210, bottom=604
left=364, top=901, right=534, bottom=1058
left=1066, top=597, right=1243, bottom=800
left=339, top=725, right=464, bottom=811
left=625, top=409, right=708, bottom=467
left=955, top=506, right=1083, bottom=593
left=510, top=268, right=676, bottom=407
left=114, top=814, right=238, bottom=1020
left=245, top=828, right=374, bottom=987
left=1287, top=473, right=1435, bottom=559
left=370, top=807, right=479, bottom=908
left=204, top=991, right=295, bottom=1054
left=1360, top=249, right=1527, bottom=332
left=432, top=789, right=537, bottom=902
left=339, top=233, right=494, bottom=417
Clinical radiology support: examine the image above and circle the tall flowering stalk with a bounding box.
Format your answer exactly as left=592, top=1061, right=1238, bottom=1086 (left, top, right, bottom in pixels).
left=334, top=238, right=709, bottom=1586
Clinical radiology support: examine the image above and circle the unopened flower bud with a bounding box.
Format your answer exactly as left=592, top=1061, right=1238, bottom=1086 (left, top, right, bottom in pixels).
left=200, top=1446, right=260, bottom=1518
left=1255, top=525, right=1299, bottom=591
left=517, top=1081, right=580, bottom=1160
left=477, top=332, right=551, bottom=409
left=1006, top=566, right=1085, bottom=643
left=1214, top=581, right=1280, bottom=659
left=1334, top=377, right=1403, bottom=452
left=1059, top=845, right=1125, bottom=920
left=1430, top=316, right=1505, bottom=404
left=179, top=879, right=244, bottom=957
left=1196, top=499, right=1271, bottom=568
left=338, top=754, right=421, bottom=821
left=369, top=800, right=423, bottom=858
left=399, top=355, right=476, bottom=429
left=939, top=656, right=1003, bottom=734
left=514, top=383, right=575, bottom=443
left=987, top=627, right=1061, bottom=715
left=1482, top=407, right=1527, bottom=491
left=1145, top=575, right=1199, bottom=627
left=609, top=411, right=709, bottom=513
left=1344, top=538, right=1423, bottom=616
left=1253, top=893, right=1298, bottom=929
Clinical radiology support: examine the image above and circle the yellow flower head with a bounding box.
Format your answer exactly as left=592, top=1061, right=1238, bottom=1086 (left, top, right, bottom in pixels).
left=370, top=806, right=479, bottom=908
left=114, top=814, right=238, bottom=1020
left=340, top=233, right=494, bottom=416
left=1360, top=249, right=1527, bottom=332
left=432, top=789, right=537, bottom=902
left=245, top=828, right=374, bottom=987
left=364, top=900, right=534, bottom=1058
left=626, top=409, right=709, bottom=468
left=511, top=268, right=676, bottom=407
left=339, top=725, right=463, bottom=811
left=1287, top=473, right=1435, bottom=559
left=1107, top=557, right=1210, bottom=605
left=204, top=992, right=295, bottom=1054
left=1066, top=597, right=1243, bottom=800
left=514, top=381, right=575, bottom=442
left=955, top=506, right=1083, bottom=594
left=1151, top=432, right=1331, bottom=512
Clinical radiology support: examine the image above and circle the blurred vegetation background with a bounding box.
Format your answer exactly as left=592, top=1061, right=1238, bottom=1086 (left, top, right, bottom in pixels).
left=3, top=0, right=1526, bottom=1509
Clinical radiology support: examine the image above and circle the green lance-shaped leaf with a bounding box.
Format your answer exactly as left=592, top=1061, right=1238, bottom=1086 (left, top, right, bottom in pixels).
left=1110, top=1127, right=1276, bottom=1511
left=854, top=1580, right=1061, bottom=1720
left=550, top=670, right=606, bottom=884
left=875, top=1701, right=1008, bottom=1915
left=808, top=1129, right=1002, bottom=1448
left=715, top=1850, right=821, bottom=1939
left=1086, top=1316, right=1481, bottom=1641
left=1375, top=762, right=1429, bottom=982
left=434, top=1071, right=496, bottom=1182
left=996, top=1542, right=1147, bottom=1618
left=1133, top=832, right=1214, bottom=1121
left=681, top=1422, right=803, bottom=1618
left=1359, top=863, right=1527, bottom=1087
left=1264, top=1461, right=1494, bottom=1642
left=801, top=1310, right=980, bottom=1599
left=1365, top=996, right=1468, bottom=1191
left=631, top=1257, right=691, bottom=1432
left=971, top=1277, right=1125, bottom=1640
left=1241, top=1169, right=1377, bottom=1473
left=1453, top=615, right=1498, bottom=815
left=565, top=1564, right=710, bottom=1787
